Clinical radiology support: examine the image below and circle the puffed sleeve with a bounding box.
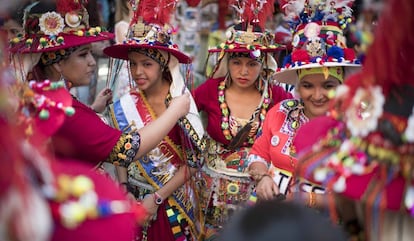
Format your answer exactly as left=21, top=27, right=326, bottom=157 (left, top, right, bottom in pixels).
left=52, top=99, right=140, bottom=167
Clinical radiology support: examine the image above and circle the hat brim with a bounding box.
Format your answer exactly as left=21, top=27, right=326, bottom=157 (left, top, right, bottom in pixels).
left=210, top=52, right=278, bottom=79
left=274, top=62, right=362, bottom=85
left=104, top=44, right=192, bottom=64
left=208, top=46, right=285, bottom=53
left=9, top=32, right=114, bottom=54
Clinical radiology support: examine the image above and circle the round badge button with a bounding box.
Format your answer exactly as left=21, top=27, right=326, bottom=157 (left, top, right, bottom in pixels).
left=271, top=135, right=280, bottom=146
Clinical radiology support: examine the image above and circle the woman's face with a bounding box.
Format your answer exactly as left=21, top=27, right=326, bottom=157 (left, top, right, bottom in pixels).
left=2, top=19, right=23, bottom=40
left=228, top=56, right=262, bottom=89
left=58, top=44, right=96, bottom=87
left=297, top=73, right=341, bottom=119
left=128, top=51, right=163, bottom=92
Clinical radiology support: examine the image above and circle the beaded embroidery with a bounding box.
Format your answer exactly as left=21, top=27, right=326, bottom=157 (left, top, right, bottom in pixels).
left=218, top=80, right=270, bottom=145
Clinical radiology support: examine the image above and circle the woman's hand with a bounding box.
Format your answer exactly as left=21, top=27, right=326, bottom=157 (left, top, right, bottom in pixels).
left=168, top=93, right=190, bottom=118
left=91, top=88, right=112, bottom=113
left=141, top=194, right=160, bottom=223
left=255, top=175, right=280, bottom=200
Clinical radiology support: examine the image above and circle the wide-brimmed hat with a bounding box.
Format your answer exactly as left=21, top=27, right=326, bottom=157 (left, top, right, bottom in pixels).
left=207, top=0, right=283, bottom=79
left=294, top=0, right=414, bottom=216
left=104, top=0, right=206, bottom=150
left=273, top=0, right=362, bottom=85
left=103, top=0, right=191, bottom=63
left=9, top=0, right=113, bottom=54
left=0, top=62, right=146, bottom=241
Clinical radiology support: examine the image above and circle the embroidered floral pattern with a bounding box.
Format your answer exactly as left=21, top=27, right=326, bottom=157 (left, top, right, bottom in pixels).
left=39, top=12, right=65, bottom=36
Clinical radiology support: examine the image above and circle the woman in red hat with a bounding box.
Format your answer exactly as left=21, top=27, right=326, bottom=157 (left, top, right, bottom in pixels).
left=0, top=76, right=146, bottom=241
left=193, top=0, right=293, bottom=237
left=294, top=0, right=414, bottom=240
left=1, top=22, right=146, bottom=239
left=8, top=0, right=190, bottom=171
left=246, top=0, right=361, bottom=210
left=102, top=0, right=206, bottom=240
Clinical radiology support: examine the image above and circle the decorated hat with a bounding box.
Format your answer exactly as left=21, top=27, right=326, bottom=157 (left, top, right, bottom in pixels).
left=104, top=0, right=206, bottom=152
left=8, top=0, right=113, bottom=54
left=208, top=0, right=284, bottom=79
left=273, top=0, right=362, bottom=85
left=294, top=0, right=414, bottom=217
left=0, top=53, right=146, bottom=241
left=103, top=0, right=191, bottom=63
left=17, top=79, right=76, bottom=144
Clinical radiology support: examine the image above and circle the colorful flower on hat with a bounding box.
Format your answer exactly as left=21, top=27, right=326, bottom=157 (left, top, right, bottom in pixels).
left=327, top=45, right=344, bottom=60
left=304, top=22, right=321, bottom=38
left=65, top=12, right=82, bottom=28
left=39, top=12, right=65, bottom=36
left=291, top=49, right=310, bottom=63
left=345, top=85, right=385, bottom=137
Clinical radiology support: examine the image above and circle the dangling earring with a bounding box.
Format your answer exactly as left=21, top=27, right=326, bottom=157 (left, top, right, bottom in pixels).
left=60, top=74, right=72, bottom=89
left=225, top=72, right=232, bottom=87
left=256, top=77, right=264, bottom=92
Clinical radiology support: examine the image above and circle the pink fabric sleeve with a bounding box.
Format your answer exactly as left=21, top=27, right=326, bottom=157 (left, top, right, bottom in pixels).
left=52, top=99, right=122, bottom=166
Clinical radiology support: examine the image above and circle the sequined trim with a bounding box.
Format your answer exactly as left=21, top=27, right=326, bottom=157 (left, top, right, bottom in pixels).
left=279, top=99, right=309, bottom=156
left=107, top=132, right=141, bottom=167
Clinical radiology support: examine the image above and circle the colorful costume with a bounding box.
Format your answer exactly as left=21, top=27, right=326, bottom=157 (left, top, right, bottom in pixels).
left=193, top=0, right=293, bottom=231
left=0, top=69, right=145, bottom=241
left=108, top=89, right=206, bottom=241
left=247, top=0, right=361, bottom=194
left=103, top=0, right=207, bottom=240
left=52, top=97, right=137, bottom=165
left=194, top=77, right=292, bottom=228
left=248, top=99, right=325, bottom=195
left=294, top=0, right=414, bottom=240
left=8, top=0, right=140, bottom=169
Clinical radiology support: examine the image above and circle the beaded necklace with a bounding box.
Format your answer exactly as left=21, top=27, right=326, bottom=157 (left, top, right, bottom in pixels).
left=218, top=80, right=271, bottom=145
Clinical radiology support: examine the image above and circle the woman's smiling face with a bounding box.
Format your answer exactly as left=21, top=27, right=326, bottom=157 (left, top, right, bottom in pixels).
left=128, top=51, right=163, bottom=92
left=297, top=73, right=341, bottom=119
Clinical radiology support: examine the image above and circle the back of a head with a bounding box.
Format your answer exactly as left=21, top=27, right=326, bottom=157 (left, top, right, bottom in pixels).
left=219, top=199, right=347, bottom=241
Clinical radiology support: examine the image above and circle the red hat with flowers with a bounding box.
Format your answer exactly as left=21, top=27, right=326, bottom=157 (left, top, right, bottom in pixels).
left=294, top=0, right=414, bottom=221
left=103, top=0, right=191, bottom=63
left=274, top=0, right=362, bottom=85
left=0, top=48, right=146, bottom=241
left=208, top=0, right=282, bottom=79
left=8, top=0, right=113, bottom=54
left=208, top=0, right=282, bottom=54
